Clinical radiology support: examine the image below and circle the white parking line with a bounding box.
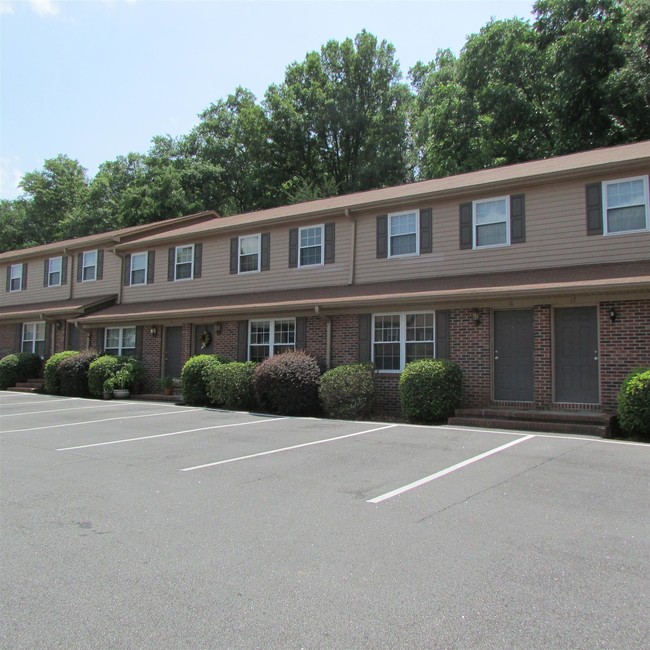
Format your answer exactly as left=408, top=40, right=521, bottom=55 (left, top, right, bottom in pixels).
left=1, top=403, right=146, bottom=418
left=57, top=417, right=289, bottom=450
left=368, top=434, right=535, bottom=504
left=181, top=424, right=398, bottom=471
left=0, top=398, right=80, bottom=408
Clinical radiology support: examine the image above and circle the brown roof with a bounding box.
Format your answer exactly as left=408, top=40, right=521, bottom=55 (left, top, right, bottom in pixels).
left=0, top=295, right=117, bottom=322
left=0, top=210, right=220, bottom=262
left=76, top=261, right=650, bottom=325
left=116, top=141, right=650, bottom=249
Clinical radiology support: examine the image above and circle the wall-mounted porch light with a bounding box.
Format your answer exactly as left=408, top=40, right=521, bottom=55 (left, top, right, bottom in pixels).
left=150, top=325, right=158, bottom=337
left=470, top=309, right=481, bottom=326
left=609, top=307, right=617, bottom=323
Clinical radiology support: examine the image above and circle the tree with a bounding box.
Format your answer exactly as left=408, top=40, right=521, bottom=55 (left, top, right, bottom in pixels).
left=0, top=199, right=30, bottom=252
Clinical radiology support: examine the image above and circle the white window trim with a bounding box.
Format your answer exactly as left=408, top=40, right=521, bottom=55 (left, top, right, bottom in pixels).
left=387, top=210, right=420, bottom=259
left=48, top=256, right=62, bottom=287
left=603, top=175, right=650, bottom=236
left=238, top=234, right=261, bottom=274
left=10, top=264, right=23, bottom=292
left=472, top=196, right=511, bottom=249
left=82, top=250, right=98, bottom=282
left=248, top=318, right=296, bottom=361
left=298, top=224, right=325, bottom=268
left=130, top=252, right=148, bottom=286
left=104, top=326, right=137, bottom=356
left=22, top=321, right=45, bottom=356
left=174, top=244, right=194, bottom=281
left=372, top=312, right=435, bottom=373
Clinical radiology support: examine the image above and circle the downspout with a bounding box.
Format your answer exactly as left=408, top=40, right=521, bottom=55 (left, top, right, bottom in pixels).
left=315, top=305, right=332, bottom=369
left=346, top=208, right=356, bottom=286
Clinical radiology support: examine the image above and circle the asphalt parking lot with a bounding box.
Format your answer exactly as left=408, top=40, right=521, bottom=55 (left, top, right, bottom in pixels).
left=1, top=392, right=649, bottom=649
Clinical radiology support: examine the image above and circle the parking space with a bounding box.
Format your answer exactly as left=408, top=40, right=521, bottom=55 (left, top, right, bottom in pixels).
left=2, top=393, right=649, bottom=649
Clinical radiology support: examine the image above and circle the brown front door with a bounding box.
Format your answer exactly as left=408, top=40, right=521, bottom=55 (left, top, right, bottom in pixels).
left=494, top=309, right=534, bottom=402
left=164, top=326, right=183, bottom=378
left=555, top=307, right=599, bottom=404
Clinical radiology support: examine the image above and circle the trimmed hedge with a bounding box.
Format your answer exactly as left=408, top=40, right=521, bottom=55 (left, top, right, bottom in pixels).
left=206, top=361, right=257, bottom=411
left=44, top=351, right=79, bottom=394
left=617, top=369, right=650, bottom=439
left=253, top=350, right=321, bottom=416
left=181, top=354, right=231, bottom=406
left=399, top=359, right=462, bottom=423
left=319, top=363, right=376, bottom=420
left=0, top=352, right=42, bottom=390
left=58, top=350, right=99, bottom=397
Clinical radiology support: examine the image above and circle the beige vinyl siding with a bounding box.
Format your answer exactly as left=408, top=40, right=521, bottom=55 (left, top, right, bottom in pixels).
left=121, top=221, right=353, bottom=304
left=353, top=173, right=650, bottom=285
left=2, top=257, right=70, bottom=305
left=73, top=250, right=121, bottom=298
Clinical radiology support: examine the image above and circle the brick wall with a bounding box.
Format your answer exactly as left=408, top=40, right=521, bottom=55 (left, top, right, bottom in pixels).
left=214, top=321, right=239, bottom=359
left=141, top=327, right=163, bottom=393
left=331, top=314, right=360, bottom=366
left=0, top=324, right=19, bottom=357
left=534, top=305, right=552, bottom=408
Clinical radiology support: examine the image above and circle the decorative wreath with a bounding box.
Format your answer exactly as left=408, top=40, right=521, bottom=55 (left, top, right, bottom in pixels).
left=199, top=329, right=212, bottom=349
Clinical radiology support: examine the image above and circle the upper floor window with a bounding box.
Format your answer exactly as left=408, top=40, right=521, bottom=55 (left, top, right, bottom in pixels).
left=175, top=245, right=194, bottom=280
left=82, top=250, right=97, bottom=282
left=603, top=177, right=649, bottom=234
left=249, top=319, right=295, bottom=362
left=22, top=321, right=46, bottom=357
left=373, top=312, right=435, bottom=372
left=48, top=256, right=62, bottom=287
left=105, top=327, right=136, bottom=357
left=473, top=197, right=510, bottom=248
left=130, top=252, right=147, bottom=286
left=239, top=235, right=260, bottom=273
left=9, top=263, right=24, bottom=292
left=388, top=211, right=418, bottom=257
left=299, top=225, right=324, bottom=266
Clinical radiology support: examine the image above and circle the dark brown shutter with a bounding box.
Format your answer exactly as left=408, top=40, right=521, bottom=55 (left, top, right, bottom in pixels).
left=61, top=256, right=68, bottom=285
left=510, top=194, right=526, bottom=244
left=230, top=237, right=239, bottom=274
left=295, top=317, right=307, bottom=350
left=237, top=320, right=248, bottom=362
left=324, top=223, right=335, bottom=264
left=376, top=215, right=388, bottom=258
left=97, top=328, right=105, bottom=353
left=147, top=251, right=155, bottom=284
left=435, top=310, right=450, bottom=360
left=135, top=326, right=143, bottom=360
left=21, top=263, right=27, bottom=290
left=459, top=203, right=473, bottom=249
left=358, top=313, right=372, bottom=362
left=193, top=243, right=202, bottom=278
left=96, top=250, right=104, bottom=280
left=420, top=208, right=432, bottom=254
left=167, top=247, right=175, bottom=281
left=77, top=253, right=83, bottom=282
left=17, top=323, right=23, bottom=349
left=261, top=232, right=271, bottom=271
left=586, top=182, right=603, bottom=235
left=123, top=254, right=132, bottom=286
left=289, top=228, right=299, bottom=268
left=5, top=267, right=10, bottom=292
left=43, top=259, right=50, bottom=287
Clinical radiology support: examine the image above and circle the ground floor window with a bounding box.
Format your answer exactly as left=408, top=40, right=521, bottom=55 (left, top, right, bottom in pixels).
left=373, top=312, right=435, bottom=371
left=22, top=322, right=46, bottom=357
left=249, top=319, right=295, bottom=362
left=105, top=327, right=136, bottom=357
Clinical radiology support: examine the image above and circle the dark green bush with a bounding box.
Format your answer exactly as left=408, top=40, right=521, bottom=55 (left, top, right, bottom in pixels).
left=319, top=363, right=376, bottom=420
left=58, top=350, right=99, bottom=397
left=181, top=354, right=230, bottom=406
left=617, top=369, right=650, bottom=439
left=0, top=352, right=43, bottom=390
left=44, top=351, right=80, bottom=394
left=399, top=359, right=462, bottom=423
left=88, top=355, right=123, bottom=397
left=253, top=350, right=321, bottom=416
left=206, top=361, right=257, bottom=410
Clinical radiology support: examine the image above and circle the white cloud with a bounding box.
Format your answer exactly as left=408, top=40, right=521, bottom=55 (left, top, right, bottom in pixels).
left=0, top=157, right=24, bottom=201
left=28, top=0, right=59, bottom=16
left=0, top=0, right=14, bottom=15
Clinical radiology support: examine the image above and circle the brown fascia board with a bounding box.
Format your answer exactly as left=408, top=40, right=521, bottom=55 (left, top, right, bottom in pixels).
left=114, top=141, right=650, bottom=250
left=0, top=210, right=220, bottom=263
left=0, top=294, right=117, bottom=323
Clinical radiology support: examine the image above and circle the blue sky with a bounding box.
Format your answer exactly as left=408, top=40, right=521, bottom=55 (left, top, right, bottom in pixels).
left=0, top=0, right=535, bottom=200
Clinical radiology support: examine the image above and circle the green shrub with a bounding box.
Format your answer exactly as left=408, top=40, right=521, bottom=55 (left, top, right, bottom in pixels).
left=44, top=351, right=80, bottom=394
left=206, top=361, right=257, bottom=410
left=0, top=352, right=43, bottom=390
left=253, top=350, right=321, bottom=416
left=617, top=369, right=650, bottom=439
left=181, top=354, right=230, bottom=406
left=88, top=355, right=123, bottom=397
left=319, top=363, right=376, bottom=420
left=58, top=350, right=99, bottom=397
left=399, top=359, right=462, bottom=423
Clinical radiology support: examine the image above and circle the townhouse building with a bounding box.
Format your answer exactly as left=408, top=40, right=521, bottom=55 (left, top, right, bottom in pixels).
left=2, top=142, right=649, bottom=423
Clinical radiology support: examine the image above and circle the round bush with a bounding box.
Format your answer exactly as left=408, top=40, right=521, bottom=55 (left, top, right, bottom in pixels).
left=58, top=350, right=99, bottom=397
left=253, top=350, right=321, bottom=416
left=399, top=359, right=462, bottom=423
left=617, top=369, right=650, bottom=439
left=44, top=351, right=79, bottom=394
left=319, top=363, right=376, bottom=420
left=181, top=354, right=230, bottom=406
left=206, top=361, right=257, bottom=411
left=0, top=352, right=43, bottom=390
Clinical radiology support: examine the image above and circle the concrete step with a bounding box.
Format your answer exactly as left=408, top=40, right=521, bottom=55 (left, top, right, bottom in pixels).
left=132, top=393, right=184, bottom=403
left=7, top=378, right=44, bottom=393
left=451, top=408, right=611, bottom=426
left=447, top=416, right=608, bottom=437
